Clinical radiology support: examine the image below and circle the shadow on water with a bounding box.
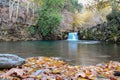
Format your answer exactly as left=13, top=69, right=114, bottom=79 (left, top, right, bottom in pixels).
left=0, top=40, right=119, bottom=66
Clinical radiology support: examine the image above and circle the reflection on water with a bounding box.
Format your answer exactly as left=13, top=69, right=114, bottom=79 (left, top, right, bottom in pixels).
left=0, top=41, right=119, bottom=66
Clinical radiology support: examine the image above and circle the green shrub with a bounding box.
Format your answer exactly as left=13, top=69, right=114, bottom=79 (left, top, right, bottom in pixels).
left=29, top=26, right=36, bottom=35
left=38, top=12, right=62, bottom=36
left=37, top=0, right=65, bottom=37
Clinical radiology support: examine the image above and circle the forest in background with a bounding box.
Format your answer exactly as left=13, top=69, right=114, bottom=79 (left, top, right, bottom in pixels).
left=0, top=0, right=120, bottom=42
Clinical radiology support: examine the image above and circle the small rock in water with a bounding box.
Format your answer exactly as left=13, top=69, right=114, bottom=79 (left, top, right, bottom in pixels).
left=0, top=54, right=25, bottom=68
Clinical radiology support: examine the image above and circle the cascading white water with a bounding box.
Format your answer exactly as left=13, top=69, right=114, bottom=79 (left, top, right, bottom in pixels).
left=67, top=32, right=100, bottom=44
left=67, top=32, right=78, bottom=41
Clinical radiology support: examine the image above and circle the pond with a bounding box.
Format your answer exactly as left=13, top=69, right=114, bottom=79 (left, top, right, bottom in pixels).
left=0, top=40, right=119, bottom=66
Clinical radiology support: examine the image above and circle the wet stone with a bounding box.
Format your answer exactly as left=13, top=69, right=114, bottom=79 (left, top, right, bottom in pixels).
left=0, top=54, right=25, bottom=68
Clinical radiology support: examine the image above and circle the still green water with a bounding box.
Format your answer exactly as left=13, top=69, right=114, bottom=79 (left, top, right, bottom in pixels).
left=0, top=40, right=119, bottom=66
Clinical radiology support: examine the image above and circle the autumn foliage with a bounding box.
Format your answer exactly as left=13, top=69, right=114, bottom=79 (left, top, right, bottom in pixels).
left=72, top=10, right=93, bottom=28
left=0, top=57, right=120, bottom=80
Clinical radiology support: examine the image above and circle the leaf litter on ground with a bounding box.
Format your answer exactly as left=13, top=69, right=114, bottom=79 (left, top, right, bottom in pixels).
left=0, top=56, right=120, bottom=80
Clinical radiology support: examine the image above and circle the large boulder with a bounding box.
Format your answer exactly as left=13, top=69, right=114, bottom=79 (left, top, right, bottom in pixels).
left=0, top=54, right=25, bottom=68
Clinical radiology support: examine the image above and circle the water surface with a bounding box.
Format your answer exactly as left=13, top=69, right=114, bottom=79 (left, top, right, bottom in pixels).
left=0, top=40, right=119, bottom=66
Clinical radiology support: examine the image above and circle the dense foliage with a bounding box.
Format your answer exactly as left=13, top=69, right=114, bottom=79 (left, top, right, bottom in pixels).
left=78, top=0, right=120, bottom=42
left=1, top=0, right=120, bottom=41
left=36, top=0, right=65, bottom=37
left=79, top=9, right=120, bottom=42
left=36, top=0, right=83, bottom=38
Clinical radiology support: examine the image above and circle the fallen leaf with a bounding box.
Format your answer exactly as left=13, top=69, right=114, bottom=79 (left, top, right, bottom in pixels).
left=0, top=68, right=25, bottom=78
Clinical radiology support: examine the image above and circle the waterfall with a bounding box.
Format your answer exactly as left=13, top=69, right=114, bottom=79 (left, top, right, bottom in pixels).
left=67, top=32, right=78, bottom=41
